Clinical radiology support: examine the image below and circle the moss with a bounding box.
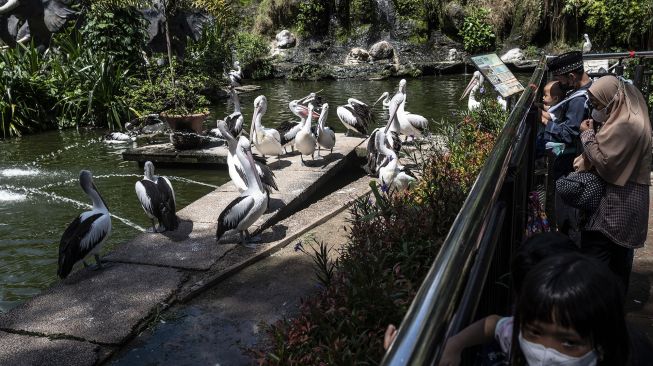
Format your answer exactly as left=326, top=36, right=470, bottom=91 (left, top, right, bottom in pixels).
left=288, top=63, right=333, bottom=80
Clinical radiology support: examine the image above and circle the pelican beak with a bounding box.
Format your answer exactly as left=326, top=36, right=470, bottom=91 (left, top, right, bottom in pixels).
left=373, top=93, right=386, bottom=107
left=460, top=76, right=478, bottom=100
left=0, top=0, right=20, bottom=14
left=299, top=92, right=315, bottom=104
left=384, top=102, right=400, bottom=133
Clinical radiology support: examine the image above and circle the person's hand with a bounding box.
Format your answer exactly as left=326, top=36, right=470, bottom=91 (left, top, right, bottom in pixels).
left=580, top=118, right=593, bottom=133
left=384, top=324, right=397, bottom=350
left=438, top=338, right=462, bottom=366
left=540, top=114, right=549, bottom=126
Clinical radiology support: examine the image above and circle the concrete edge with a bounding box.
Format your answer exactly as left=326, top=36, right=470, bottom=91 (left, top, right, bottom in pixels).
left=176, top=188, right=371, bottom=303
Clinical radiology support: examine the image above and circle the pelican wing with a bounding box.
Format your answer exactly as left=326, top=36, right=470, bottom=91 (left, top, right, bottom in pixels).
left=225, top=112, right=243, bottom=136
left=216, top=196, right=255, bottom=240
left=277, top=121, right=302, bottom=146
left=234, top=162, right=249, bottom=188
left=405, top=113, right=429, bottom=132
left=351, top=102, right=374, bottom=128
left=157, top=177, right=178, bottom=231
left=364, top=129, right=381, bottom=176
left=337, top=106, right=367, bottom=135
left=58, top=213, right=107, bottom=279
left=255, top=161, right=278, bottom=191
left=135, top=180, right=158, bottom=218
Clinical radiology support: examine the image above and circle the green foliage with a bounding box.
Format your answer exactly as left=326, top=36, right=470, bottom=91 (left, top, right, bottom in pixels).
left=350, top=0, right=375, bottom=25
left=234, top=32, right=273, bottom=80
left=392, top=0, right=423, bottom=18
left=296, top=0, right=329, bottom=36
left=80, top=7, right=148, bottom=67
left=254, top=105, right=501, bottom=364
left=185, top=22, right=232, bottom=76
left=460, top=7, right=495, bottom=53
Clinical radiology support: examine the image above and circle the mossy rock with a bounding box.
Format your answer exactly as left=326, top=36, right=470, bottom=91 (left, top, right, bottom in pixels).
left=288, top=63, right=333, bottom=80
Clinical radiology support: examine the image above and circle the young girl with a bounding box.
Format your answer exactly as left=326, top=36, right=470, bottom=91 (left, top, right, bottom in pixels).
left=438, top=253, right=629, bottom=366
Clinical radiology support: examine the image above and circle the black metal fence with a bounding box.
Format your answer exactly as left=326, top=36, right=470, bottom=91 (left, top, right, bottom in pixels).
left=381, top=51, right=653, bottom=366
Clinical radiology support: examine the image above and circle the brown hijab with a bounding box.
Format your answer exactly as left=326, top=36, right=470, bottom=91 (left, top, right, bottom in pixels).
left=580, top=75, right=652, bottom=186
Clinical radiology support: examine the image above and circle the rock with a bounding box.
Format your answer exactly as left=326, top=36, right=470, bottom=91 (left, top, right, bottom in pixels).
left=347, top=47, right=370, bottom=63
left=368, top=41, right=394, bottom=60
left=443, top=1, right=465, bottom=35
left=446, top=48, right=461, bottom=61
left=275, top=30, right=296, bottom=49
left=500, top=48, right=525, bottom=63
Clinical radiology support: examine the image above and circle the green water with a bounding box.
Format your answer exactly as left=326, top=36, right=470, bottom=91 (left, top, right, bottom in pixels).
left=0, top=74, right=519, bottom=313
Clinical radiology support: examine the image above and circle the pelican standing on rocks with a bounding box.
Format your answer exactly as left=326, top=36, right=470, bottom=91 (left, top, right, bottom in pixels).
left=218, top=120, right=278, bottom=193
left=376, top=131, right=416, bottom=193
left=135, top=161, right=179, bottom=233
left=216, top=136, right=269, bottom=246
left=294, top=103, right=318, bottom=165
left=250, top=95, right=283, bottom=158
left=461, top=71, right=483, bottom=111
left=58, top=170, right=112, bottom=279
left=336, top=98, right=374, bottom=136
left=316, top=103, right=335, bottom=158
left=228, top=61, right=243, bottom=87
left=582, top=34, right=592, bottom=54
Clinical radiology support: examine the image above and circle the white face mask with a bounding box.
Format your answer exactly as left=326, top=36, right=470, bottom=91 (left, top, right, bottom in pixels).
left=591, top=106, right=609, bottom=124
left=518, top=332, right=598, bottom=366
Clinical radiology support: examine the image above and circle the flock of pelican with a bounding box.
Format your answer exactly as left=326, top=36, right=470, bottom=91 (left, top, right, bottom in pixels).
left=59, top=73, right=502, bottom=279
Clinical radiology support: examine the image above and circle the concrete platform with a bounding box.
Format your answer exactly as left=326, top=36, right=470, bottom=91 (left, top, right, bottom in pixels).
left=122, top=142, right=229, bottom=166
left=0, top=331, right=103, bottom=366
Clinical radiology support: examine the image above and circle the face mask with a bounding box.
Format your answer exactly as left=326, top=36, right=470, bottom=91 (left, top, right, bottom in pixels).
left=518, top=332, right=598, bottom=366
left=591, top=92, right=617, bottom=124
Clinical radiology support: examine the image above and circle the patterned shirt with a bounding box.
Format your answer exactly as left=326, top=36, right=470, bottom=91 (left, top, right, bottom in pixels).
left=581, top=130, right=649, bottom=248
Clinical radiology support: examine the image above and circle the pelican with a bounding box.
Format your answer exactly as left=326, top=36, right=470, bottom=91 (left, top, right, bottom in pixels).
left=104, top=131, right=135, bottom=143
left=396, top=79, right=428, bottom=140
left=228, top=61, right=243, bottom=87
left=216, top=136, right=269, bottom=246
left=461, top=71, right=483, bottom=111
left=135, top=161, right=178, bottom=233
left=294, top=103, right=318, bottom=165
left=209, top=88, right=244, bottom=138
left=376, top=131, right=416, bottom=193
left=58, top=170, right=112, bottom=279
left=582, top=34, right=592, bottom=54
left=316, top=103, right=335, bottom=158
left=374, top=92, right=392, bottom=109
left=250, top=95, right=284, bottom=158
left=278, top=93, right=318, bottom=153
left=365, top=94, right=403, bottom=176
left=217, top=120, right=278, bottom=193
left=336, top=98, right=374, bottom=136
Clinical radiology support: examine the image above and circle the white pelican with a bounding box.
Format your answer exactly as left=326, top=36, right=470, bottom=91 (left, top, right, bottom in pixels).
left=374, top=92, right=392, bottom=109
left=217, top=120, right=278, bottom=193
left=294, top=103, right=318, bottom=165
left=336, top=98, right=374, bottom=136
left=461, top=71, right=483, bottom=111
left=250, top=95, right=283, bottom=158
left=216, top=136, right=269, bottom=246
left=365, top=94, right=403, bottom=176
left=104, top=131, right=135, bottom=143
left=316, top=103, right=335, bottom=157
left=228, top=61, right=243, bottom=87
left=376, top=131, right=416, bottom=193
left=396, top=80, right=429, bottom=140
left=135, top=161, right=178, bottom=233
left=58, top=170, right=112, bottom=279
left=582, top=34, right=592, bottom=54
left=278, top=93, right=318, bottom=153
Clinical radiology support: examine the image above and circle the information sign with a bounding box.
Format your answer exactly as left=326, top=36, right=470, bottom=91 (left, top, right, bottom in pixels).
left=470, top=53, right=525, bottom=98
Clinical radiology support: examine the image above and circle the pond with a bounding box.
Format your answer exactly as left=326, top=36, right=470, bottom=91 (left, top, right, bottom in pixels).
left=0, top=74, right=519, bottom=312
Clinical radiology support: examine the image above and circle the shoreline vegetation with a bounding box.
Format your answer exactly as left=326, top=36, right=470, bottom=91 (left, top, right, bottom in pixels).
left=1, top=1, right=651, bottom=138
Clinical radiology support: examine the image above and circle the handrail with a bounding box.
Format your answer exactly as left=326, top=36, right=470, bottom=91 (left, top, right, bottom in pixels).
left=380, top=55, right=547, bottom=366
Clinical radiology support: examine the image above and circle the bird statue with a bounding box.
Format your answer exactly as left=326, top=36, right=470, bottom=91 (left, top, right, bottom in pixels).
left=58, top=170, right=112, bottom=279
left=216, top=136, right=269, bottom=247
left=582, top=33, right=592, bottom=54
left=135, top=161, right=179, bottom=233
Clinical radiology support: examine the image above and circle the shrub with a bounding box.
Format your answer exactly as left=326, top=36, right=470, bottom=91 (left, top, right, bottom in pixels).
left=392, top=0, right=423, bottom=18
left=460, top=7, right=495, bottom=53
left=350, top=0, right=376, bottom=26
left=185, top=22, right=232, bottom=77
left=296, top=0, right=329, bottom=36
left=234, top=32, right=273, bottom=80
left=252, top=103, right=506, bottom=364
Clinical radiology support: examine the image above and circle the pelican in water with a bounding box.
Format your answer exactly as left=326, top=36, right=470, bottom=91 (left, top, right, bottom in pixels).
left=250, top=95, right=284, bottom=158
left=395, top=79, right=429, bottom=141
left=216, top=136, right=269, bottom=246
left=217, top=120, right=278, bottom=193
left=365, top=94, right=403, bottom=176
left=582, top=33, right=592, bottom=54
left=228, top=61, right=243, bottom=87
left=374, top=92, right=392, bottom=109
left=135, top=161, right=178, bottom=233
left=461, top=71, right=483, bottom=111
left=210, top=88, right=244, bottom=138
left=278, top=93, right=318, bottom=153
left=104, top=131, right=135, bottom=143
left=376, top=131, right=416, bottom=193
left=336, top=98, right=374, bottom=136
left=58, top=170, right=112, bottom=279
left=316, top=103, right=335, bottom=158
left=294, top=103, right=318, bottom=165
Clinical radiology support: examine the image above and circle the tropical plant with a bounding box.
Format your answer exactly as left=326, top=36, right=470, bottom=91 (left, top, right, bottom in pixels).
left=460, top=7, right=495, bottom=53
left=296, top=0, right=329, bottom=36
left=234, top=32, right=273, bottom=80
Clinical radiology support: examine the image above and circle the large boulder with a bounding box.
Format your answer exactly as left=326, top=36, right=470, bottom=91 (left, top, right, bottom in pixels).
left=442, top=1, right=465, bottom=35
left=368, top=41, right=394, bottom=60
left=500, top=48, right=525, bottom=63
left=347, top=47, right=370, bottom=63
left=276, top=29, right=296, bottom=49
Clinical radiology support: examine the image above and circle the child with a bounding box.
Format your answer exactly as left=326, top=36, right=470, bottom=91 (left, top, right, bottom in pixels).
left=438, top=253, right=629, bottom=366
left=536, top=81, right=566, bottom=157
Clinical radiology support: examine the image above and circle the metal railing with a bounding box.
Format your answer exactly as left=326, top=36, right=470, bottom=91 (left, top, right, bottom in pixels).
left=381, top=51, right=653, bottom=366
left=381, top=56, right=546, bottom=365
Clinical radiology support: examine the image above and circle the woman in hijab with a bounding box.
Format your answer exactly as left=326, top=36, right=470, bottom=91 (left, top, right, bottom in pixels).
left=575, top=74, right=652, bottom=292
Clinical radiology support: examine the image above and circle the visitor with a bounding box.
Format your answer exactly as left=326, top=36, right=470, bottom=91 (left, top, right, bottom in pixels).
left=575, top=74, right=652, bottom=292
left=536, top=80, right=565, bottom=157
left=437, top=253, right=636, bottom=366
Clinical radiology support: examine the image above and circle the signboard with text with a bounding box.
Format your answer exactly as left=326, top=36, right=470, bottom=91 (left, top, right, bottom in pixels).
left=470, top=53, right=525, bottom=98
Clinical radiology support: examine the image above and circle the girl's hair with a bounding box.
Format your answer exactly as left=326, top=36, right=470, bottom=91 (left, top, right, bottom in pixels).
left=511, top=252, right=629, bottom=365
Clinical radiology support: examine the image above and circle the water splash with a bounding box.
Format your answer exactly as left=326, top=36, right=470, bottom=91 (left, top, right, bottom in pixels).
left=0, top=190, right=27, bottom=202
left=167, top=176, right=220, bottom=189
left=0, top=168, right=40, bottom=177
left=28, top=137, right=104, bottom=166
left=0, top=185, right=146, bottom=232
left=37, top=174, right=142, bottom=191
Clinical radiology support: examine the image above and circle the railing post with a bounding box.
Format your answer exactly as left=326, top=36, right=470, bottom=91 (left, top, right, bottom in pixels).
left=634, top=64, right=645, bottom=90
